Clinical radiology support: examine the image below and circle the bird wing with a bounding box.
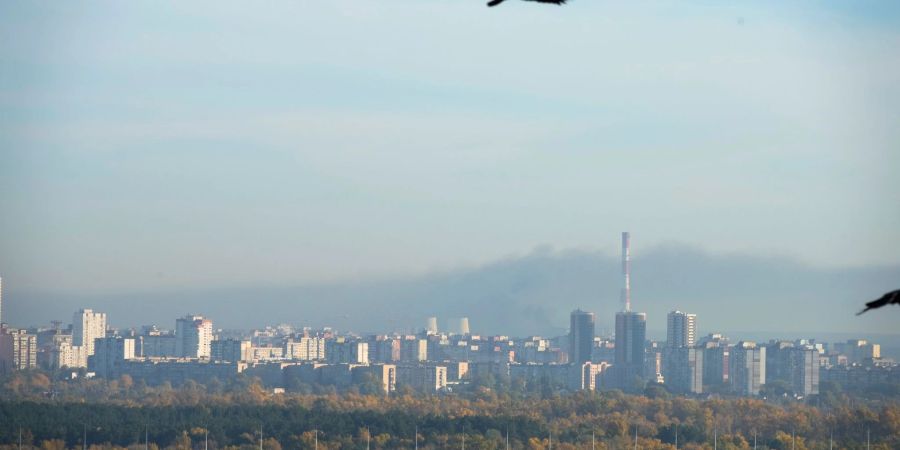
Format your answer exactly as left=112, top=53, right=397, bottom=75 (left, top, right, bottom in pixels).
left=856, top=289, right=900, bottom=315
left=488, top=0, right=567, bottom=6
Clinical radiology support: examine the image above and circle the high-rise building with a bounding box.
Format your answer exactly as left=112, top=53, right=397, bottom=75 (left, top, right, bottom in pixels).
left=666, top=311, right=697, bottom=348
left=211, top=338, right=251, bottom=362
left=353, top=364, right=397, bottom=394
left=396, top=365, right=447, bottom=392
left=0, top=277, right=3, bottom=325
left=613, top=232, right=647, bottom=387
left=791, top=345, right=820, bottom=396
left=0, top=328, right=38, bottom=372
left=645, top=340, right=665, bottom=384
left=284, top=336, right=325, bottom=361
left=326, top=339, right=369, bottom=364
left=698, top=334, right=730, bottom=386
left=175, top=315, right=213, bottom=358
left=568, top=309, right=595, bottom=364
left=89, top=336, right=136, bottom=378
left=833, top=339, right=881, bottom=364
left=48, top=340, right=88, bottom=369
left=765, top=341, right=819, bottom=396
left=663, top=347, right=703, bottom=394
left=400, top=338, right=428, bottom=362
left=615, top=311, right=647, bottom=384
left=73, top=309, right=107, bottom=356
left=764, top=340, right=794, bottom=384
left=375, top=337, right=402, bottom=362
left=138, top=331, right=177, bottom=357
left=730, top=341, right=766, bottom=396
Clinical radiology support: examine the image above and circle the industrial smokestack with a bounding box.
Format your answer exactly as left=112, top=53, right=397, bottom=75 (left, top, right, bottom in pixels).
left=621, top=232, right=631, bottom=312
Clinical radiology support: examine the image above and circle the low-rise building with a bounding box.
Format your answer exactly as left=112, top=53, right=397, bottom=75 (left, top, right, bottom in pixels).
left=397, top=365, right=447, bottom=392
left=568, top=361, right=608, bottom=391
left=250, top=346, right=284, bottom=361
left=117, top=358, right=246, bottom=385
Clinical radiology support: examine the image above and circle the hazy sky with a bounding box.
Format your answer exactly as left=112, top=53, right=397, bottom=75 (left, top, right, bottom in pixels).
left=1, top=1, right=898, bottom=298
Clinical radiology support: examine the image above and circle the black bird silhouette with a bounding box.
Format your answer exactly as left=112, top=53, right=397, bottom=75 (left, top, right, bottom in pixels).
left=857, top=289, right=900, bottom=315
left=487, top=0, right=567, bottom=7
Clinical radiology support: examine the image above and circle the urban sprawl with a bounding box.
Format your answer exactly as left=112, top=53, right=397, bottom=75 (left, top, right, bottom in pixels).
left=0, top=234, right=895, bottom=397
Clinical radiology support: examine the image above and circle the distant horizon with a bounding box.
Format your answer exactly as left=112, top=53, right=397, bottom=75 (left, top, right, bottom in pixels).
left=4, top=241, right=898, bottom=339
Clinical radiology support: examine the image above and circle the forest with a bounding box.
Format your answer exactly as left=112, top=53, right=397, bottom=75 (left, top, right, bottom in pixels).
left=0, top=370, right=897, bottom=450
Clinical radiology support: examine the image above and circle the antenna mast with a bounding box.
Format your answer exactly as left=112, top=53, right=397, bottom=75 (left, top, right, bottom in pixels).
left=621, top=232, right=631, bottom=312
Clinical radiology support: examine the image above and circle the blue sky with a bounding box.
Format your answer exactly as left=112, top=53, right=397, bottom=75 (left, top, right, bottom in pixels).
left=1, top=1, right=898, bottom=298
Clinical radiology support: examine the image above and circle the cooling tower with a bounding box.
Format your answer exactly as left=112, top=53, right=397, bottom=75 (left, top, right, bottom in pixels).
left=459, top=317, right=470, bottom=335
left=426, top=316, right=438, bottom=334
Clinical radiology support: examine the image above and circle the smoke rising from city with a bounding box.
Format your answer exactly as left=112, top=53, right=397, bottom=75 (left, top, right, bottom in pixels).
left=7, top=243, right=897, bottom=337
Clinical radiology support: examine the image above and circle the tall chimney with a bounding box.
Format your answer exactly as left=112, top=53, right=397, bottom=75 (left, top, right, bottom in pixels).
left=621, top=232, right=631, bottom=312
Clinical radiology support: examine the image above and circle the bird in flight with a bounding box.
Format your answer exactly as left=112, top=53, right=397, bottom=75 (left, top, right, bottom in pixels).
left=487, top=0, right=567, bottom=7
left=857, top=289, right=900, bottom=315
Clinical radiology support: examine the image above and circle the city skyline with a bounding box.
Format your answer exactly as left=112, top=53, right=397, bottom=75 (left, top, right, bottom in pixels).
left=2, top=1, right=899, bottom=339
left=1, top=1, right=898, bottom=448
left=0, top=265, right=890, bottom=404
left=2, top=300, right=878, bottom=398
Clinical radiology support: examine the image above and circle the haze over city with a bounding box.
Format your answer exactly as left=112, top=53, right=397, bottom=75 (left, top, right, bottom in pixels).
left=2, top=3, right=899, bottom=335
left=2, top=3, right=900, bottom=450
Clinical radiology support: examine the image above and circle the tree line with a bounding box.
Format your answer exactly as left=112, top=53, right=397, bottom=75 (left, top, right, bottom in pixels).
left=0, top=371, right=897, bottom=449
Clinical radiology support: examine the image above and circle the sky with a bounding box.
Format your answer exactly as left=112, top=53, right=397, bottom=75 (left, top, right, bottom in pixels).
left=1, top=1, right=899, bottom=332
